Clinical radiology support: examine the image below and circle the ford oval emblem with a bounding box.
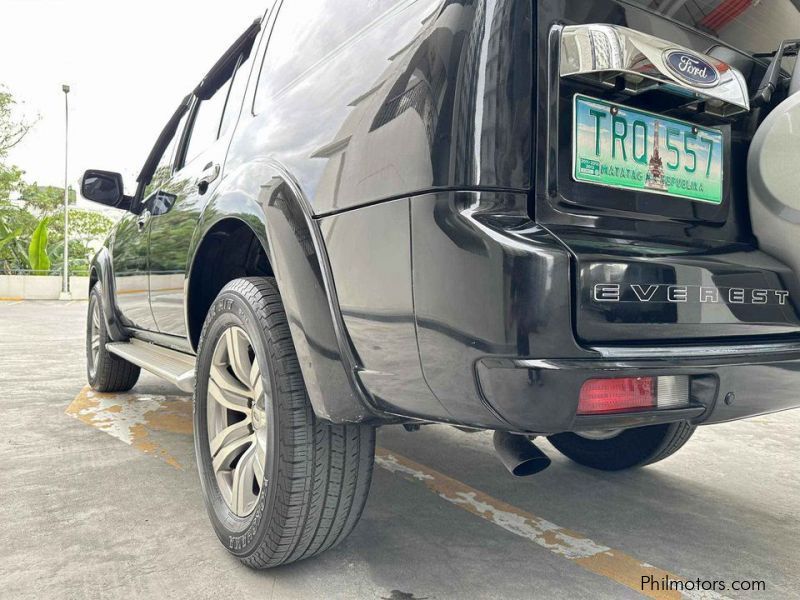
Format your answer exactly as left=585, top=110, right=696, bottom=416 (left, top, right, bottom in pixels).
left=664, top=50, right=719, bottom=87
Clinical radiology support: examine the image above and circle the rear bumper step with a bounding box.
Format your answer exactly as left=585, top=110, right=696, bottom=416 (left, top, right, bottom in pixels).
left=106, top=339, right=196, bottom=392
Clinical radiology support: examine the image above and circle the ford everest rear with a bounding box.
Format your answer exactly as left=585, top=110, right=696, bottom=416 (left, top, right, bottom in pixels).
left=80, top=0, right=800, bottom=567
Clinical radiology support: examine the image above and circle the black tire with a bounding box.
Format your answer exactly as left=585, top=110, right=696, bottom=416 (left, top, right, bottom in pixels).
left=87, top=285, right=140, bottom=392
left=547, top=422, right=696, bottom=471
left=194, top=277, right=375, bottom=569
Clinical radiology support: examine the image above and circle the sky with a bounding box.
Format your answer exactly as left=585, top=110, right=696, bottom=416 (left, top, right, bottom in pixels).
left=2, top=0, right=267, bottom=199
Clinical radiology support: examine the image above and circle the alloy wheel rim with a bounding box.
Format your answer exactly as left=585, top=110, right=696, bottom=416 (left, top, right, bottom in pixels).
left=206, top=326, right=269, bottom=517
left=89, top=300, right=101, bottom=378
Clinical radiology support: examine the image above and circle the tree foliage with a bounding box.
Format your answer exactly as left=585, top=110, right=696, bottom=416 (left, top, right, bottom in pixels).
left=19, top=183, right=76, bottom=214
left=0, top=86, right=36, bottom=157
left=0, top=85, right=115, bottom=274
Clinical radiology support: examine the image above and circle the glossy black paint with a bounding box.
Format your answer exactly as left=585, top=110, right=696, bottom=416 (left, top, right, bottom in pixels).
left=111, top=209, right=157, bottom=331
left=409, top=190, right=586, bottom=425
left=224, top=0, right=533, bottom=214
left=89, top=247, right=127, bottom=342
left=80, top=170, right=129, bottom=210
left=86, top=0, right=800, bottom=430
left=259, top=169, right=380, bottom=422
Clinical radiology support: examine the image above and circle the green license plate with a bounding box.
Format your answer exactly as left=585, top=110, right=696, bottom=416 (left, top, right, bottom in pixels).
left=572, top=94, right=723, bottom=204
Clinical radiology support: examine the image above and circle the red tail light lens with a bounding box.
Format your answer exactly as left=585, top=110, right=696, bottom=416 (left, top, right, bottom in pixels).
left=578, top=377, right=656, bottom=414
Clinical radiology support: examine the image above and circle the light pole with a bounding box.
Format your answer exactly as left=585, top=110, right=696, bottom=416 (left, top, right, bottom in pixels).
left=59, top=83, right=71, bottom=300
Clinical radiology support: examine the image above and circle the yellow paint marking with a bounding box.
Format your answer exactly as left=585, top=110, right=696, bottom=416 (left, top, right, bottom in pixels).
left=375, top=449, right=731, bottom=600
left=65, top=388, right=729, bottom=598
left=0, top=297, right=24, bottom=302
left=66, top=386, right=191, bottom=469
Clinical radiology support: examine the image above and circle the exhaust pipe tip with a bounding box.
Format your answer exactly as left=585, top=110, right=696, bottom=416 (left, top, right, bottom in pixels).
left=493, top=430, right=551, bottom=477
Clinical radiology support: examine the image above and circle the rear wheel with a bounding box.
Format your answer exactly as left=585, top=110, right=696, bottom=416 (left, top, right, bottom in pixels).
left=86, top=285, right=140, bottom=392
left=547, top=422, right=695, bottom=471
left=194, top=277, right=375, bottom=568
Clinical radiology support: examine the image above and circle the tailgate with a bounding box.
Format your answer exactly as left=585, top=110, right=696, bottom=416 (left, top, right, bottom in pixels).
left=533, top=1, right=800, bottom=343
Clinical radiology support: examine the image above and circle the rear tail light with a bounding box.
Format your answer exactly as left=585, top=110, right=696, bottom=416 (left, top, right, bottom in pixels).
left=577, top=375, right=689, bottom=415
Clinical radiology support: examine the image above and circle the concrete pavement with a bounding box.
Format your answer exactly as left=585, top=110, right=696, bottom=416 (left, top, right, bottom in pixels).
left=1, top=300, right=798, bottom=599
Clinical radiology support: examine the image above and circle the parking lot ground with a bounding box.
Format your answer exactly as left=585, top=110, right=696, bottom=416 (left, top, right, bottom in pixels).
left=1, top=300, right=798, bottom=599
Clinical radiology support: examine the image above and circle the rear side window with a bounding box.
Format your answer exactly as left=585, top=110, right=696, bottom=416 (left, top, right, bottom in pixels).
left=181, top=83, right=231, bottom=168
left=253, top=0, right=394, bottom=112
left=180, top=46, right=257, bottom=169
left=219, top=53, right=254, bottom=139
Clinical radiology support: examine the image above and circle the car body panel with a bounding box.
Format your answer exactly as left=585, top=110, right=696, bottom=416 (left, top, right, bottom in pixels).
left=111, top=212, right=157, bottom=331
left=148, top=140, right=225, bottom=338
left=223, top=0, right=533, bottom=216
left=90, top=246, right=127, bottom=342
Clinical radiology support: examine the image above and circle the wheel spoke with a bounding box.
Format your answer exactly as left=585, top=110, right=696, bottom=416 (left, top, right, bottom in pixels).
left=230, top=445, right=258, bottom=515
left=205, top=325, right=268, bottom=517
left=210, top=417, right=252, bottom=457
left=253, top=435, right=266, bottom=487
left=208, top=377, right=251, bottom=414
left=209, top=363, right=253, bottom=403
left=212, top=431, right=255, bottom=474
left=225, top=328, right=253, bottom=386
left=249, top=359, right=264, bottom=402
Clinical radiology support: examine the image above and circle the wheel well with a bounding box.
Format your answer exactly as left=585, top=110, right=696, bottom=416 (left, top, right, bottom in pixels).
left=187, top=219, right=273, bottom=350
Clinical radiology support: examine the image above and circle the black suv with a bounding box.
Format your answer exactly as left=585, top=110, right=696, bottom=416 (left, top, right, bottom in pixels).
left=81, top=0, right=800, bottom=568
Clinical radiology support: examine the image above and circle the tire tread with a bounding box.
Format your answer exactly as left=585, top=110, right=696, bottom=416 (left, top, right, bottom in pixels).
left=197, top=277, right=374, bottom=569
left=88, top=285, right=140, bottom=393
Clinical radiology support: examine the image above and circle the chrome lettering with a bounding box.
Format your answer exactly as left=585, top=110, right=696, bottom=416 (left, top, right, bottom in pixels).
left=699, top=287, right=719, bottom=303
left=594, top=284, right=620, bottom=302
left=667, top=285, right=688, bottom=302
left=591, top=283, right=790, bottom=306
left=728, top=288, right=745, bottom=304
left=678, top=55, right=707, bottom=79
left=631, top=284, right=658, bottom=302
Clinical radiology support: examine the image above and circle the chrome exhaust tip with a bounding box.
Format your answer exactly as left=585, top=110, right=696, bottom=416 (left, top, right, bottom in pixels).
left=493, top=431, right=551, bottom=477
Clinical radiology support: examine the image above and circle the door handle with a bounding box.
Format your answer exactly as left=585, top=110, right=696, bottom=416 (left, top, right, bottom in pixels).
left=197, top=162, right=220, bottom=195
left=137, top=209, right=151, bottom=232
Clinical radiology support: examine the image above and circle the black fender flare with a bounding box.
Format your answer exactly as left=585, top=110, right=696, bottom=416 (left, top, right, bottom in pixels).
left=188, top=159, right=382, bottom=424
left=90, top=247, right=128, bottom=342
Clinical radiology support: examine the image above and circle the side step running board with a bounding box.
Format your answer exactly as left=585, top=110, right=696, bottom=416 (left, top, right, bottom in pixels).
left=106, top=339, right=196, bottom=393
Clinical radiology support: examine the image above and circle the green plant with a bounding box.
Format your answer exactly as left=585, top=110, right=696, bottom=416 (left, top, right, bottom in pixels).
left=0, top=225, right=21, bottom=254
left=28, top=217, right=50, bottom=274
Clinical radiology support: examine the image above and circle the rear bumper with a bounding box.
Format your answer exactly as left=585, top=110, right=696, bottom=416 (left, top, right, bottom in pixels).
left=476, top=342, right=800, bottom=434
left=323, top=189, right=800, bottom=430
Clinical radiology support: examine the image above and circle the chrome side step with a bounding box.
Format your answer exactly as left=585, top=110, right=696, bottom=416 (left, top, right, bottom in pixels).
left=106, top=339, right=196, bottom=392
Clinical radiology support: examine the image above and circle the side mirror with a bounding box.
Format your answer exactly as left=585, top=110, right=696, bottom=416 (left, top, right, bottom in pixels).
left=80, top=169, right=130, bottom=210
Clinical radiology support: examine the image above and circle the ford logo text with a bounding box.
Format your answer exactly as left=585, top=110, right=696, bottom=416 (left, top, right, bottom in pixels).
left=664, top=50, right=719, bottom=87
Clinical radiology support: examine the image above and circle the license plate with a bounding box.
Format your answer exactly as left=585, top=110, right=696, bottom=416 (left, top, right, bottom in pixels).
left=572, top=94, right=723, bottom=204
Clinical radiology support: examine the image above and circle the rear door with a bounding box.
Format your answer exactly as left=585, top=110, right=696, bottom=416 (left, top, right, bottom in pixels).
left=148, top=21, right=261, bottom=337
